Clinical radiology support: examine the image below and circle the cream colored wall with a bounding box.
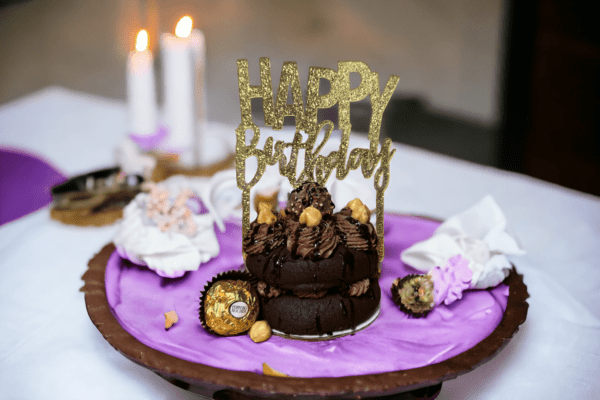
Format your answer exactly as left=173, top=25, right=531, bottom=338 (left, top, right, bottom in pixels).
left=0, top=0, right=504, bottom=126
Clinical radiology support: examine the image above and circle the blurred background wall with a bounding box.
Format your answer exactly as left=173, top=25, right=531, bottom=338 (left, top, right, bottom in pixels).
left=1, top=0, right=598, bottom=195
left=0, top=0, right=503, bottom=123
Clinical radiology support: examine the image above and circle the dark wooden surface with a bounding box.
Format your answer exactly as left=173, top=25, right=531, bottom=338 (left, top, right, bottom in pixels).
left=499, top=0, right=600, bottom=196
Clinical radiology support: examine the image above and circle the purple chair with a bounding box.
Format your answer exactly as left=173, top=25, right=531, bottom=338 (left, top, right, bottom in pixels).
left=0, top=147, right=67, bottom=226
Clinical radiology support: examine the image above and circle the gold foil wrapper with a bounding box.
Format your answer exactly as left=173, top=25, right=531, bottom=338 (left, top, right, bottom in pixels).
left=200, top=273, right=259, bottom=336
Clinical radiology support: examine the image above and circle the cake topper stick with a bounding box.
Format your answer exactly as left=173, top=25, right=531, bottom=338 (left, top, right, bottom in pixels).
left=235, top=58, right=399, bottom=261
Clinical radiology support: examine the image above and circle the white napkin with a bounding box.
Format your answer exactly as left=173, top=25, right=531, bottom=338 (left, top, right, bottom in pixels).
left=328, top=168, right=377, bottom=212
left=113, top=175, right=225, bottom=278
left=401, top=195, right=525, bottom=289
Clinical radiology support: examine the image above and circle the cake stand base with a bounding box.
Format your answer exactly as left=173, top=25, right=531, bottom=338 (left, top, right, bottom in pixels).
left=159, top=374, right=442, bottom=400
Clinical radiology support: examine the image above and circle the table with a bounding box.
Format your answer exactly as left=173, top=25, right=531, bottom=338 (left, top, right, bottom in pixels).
left=1, top=87, right=599, bottom=399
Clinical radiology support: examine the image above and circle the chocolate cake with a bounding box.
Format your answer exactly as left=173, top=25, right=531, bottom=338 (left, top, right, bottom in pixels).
left=243, top=182, right=381, bottom=337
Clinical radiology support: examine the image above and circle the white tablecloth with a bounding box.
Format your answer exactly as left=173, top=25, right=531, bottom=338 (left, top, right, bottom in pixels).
left=1, top=87, right=599, bottom=399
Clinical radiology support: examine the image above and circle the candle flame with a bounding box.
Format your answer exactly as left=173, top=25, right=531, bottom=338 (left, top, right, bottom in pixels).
left=175, top=16, right=193, bottom=38
left=136, top=29, right=148, bottom=52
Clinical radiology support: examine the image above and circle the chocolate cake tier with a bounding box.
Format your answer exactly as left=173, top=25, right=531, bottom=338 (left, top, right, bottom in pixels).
left=261, top=279, right=381, bottom=336
left=245, top=243, right=379, bottom=292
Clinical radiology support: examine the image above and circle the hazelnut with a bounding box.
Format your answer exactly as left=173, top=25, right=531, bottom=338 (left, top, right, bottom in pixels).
left=257, top=209, right=277, bottom=225
left=263, top=363, right=288, bottom=377
left=352, top=205, right=371, bottom=224
left=257, top=201, right=273, bottom=214
left=347, top=198, right=364, bottom=211
left=254, top=193, right=278, bottom=213
left=164, top=310, right=178, bottom=330
left=299, top=206, right=322, bottom=227
left=249, top=320, right=272, bottom=343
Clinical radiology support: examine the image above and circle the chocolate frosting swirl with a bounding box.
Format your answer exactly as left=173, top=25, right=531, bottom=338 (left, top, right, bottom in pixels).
left=286, top=182, right=335, bottom=218
left=334, top=208, right=378, bottom=251
left=243, top=215, right=285, bottom=255
left=287, top=217, right=339, bottom=259
left=347, top=278, right=370, bottom=297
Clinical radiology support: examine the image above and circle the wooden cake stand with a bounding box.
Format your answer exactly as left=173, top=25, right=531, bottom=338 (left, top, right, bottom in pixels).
left=82, top=243, right=529, bottom=399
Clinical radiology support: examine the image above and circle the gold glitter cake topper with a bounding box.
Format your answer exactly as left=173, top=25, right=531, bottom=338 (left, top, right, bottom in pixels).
left=235, top=58, right=399, bottom=260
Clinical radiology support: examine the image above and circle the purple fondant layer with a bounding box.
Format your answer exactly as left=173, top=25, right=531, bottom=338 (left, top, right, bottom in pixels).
left=105, top=214, right=508, bottom=378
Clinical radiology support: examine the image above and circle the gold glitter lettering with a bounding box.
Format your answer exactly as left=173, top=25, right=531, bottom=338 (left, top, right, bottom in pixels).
left=273, top=61, right=305, bottom=130
left=236, top=59, right=399, bottom=262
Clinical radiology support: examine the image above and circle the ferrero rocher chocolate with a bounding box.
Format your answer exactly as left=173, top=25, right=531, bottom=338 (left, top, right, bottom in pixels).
left=203, top=279, right=259, bottom=336
left=391, top=274, right=435, bottom=318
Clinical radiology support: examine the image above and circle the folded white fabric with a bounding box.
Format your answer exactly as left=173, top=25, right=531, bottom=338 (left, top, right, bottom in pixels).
left=401, top=195, right=525, bottom=289
left=328, top=168, right=377, bottom=213
left=114, top=175, right=224, bottom=278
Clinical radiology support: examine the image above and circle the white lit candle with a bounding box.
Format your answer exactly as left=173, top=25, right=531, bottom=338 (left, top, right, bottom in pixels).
left=160, top=16, right=206, bottom=166
left=189, top=28, right=207, bottom=165
left=126, top=29, right=158, bottom=136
